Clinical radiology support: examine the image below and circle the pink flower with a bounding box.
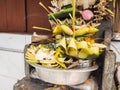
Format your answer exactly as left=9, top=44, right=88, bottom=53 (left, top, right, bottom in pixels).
left=82, top=10, right=94, bottom=21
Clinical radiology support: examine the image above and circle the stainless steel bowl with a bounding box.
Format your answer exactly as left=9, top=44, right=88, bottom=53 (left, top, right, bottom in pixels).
left=30, top=64, right=98, bottom=85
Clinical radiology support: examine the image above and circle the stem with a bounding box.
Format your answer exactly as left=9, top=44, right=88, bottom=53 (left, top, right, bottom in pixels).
left=72, top=0, right=76, bottom=38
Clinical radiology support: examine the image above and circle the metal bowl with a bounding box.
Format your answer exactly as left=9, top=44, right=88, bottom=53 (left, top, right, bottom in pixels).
left=30, top=64, right=98, bottom=85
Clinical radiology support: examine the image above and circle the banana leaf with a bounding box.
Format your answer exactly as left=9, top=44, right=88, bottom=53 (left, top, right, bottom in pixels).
left=68, top=38, right=77, bottom=57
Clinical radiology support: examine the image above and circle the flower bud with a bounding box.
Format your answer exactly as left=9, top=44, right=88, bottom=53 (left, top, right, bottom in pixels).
left=82, top=10, right=94, bottom=21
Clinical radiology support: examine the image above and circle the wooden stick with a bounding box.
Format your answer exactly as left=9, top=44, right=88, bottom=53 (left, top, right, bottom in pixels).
left=113, top=0, right=120, bottom=32
left=32, top=26, right=51, bottom=31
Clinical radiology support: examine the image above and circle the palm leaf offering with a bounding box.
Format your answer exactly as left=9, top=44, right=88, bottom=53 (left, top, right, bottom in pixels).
left=25, top=0, right=113, bottom=69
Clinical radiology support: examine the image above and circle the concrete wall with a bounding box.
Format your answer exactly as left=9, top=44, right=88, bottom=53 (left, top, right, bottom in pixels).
left=0, top=33, right=31, bottom=90
left=111, top=41, right=120, bottom=82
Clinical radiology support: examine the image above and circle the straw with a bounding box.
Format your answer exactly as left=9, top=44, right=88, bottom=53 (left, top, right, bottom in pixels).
left=39, top=2, right=59, bottom=24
